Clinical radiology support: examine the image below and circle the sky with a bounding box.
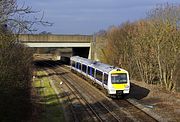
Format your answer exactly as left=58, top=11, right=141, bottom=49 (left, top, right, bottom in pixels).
left=18, top=0, right=180, bottom=35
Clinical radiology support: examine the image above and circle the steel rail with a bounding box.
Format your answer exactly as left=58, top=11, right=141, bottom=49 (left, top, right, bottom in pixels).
left=53, top=64, right=122, bottom=122
left=34, top=58, right=158, bottom=121
left=41, top=61, right=104, bottom=122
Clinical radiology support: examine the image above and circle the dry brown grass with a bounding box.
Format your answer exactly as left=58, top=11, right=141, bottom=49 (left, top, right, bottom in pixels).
left=131, top=80, right=180, bottom=121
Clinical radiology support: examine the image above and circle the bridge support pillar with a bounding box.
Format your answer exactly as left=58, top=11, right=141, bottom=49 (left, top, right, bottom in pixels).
left=88, top=45, right=91, bottom=59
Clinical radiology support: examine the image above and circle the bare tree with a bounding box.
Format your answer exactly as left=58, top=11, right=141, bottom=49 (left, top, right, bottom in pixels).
left=0, top=1, right=53, bottom=121
left=97, top=3, right=180, bottom=91
left=0, top=0, right=52, bottom=33
left=147, top=4, right=180, bottom=90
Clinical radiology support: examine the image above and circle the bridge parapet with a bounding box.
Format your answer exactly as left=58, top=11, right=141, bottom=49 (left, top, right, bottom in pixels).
left=19, top=34, right=93, bottom=43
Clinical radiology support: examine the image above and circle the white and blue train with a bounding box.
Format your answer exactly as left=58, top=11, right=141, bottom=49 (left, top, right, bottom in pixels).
left=70, top=56, right=130, bottom=97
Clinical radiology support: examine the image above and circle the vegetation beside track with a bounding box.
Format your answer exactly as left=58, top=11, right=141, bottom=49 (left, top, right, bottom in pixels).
left=0, top=30, right=33, bottom=121
left=96, top=4, right=180, bottom=92
left=32, top=70, right=65, bottom=122
left=0, top=0, right=51, bottom=121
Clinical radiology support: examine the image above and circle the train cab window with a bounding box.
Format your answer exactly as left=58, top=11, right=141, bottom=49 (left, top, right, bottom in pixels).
left=82, top=64, right=87, bottom=73
left=96, top=70, right=103, bottom=82
left=111, top=73, right=127, bottom=84
left=104, top=74, right=108, bottom=85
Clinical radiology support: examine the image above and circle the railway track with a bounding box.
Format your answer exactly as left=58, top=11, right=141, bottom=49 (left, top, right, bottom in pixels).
left=46, top=68, right=104, bottom=122
left=41, top=63, right=121, bottom=122
left=56, top=67, right=137, bottom=121
left=54, top=69, right=122, bottom=122
left=35, top=60, right=158, bottom=122
left=57, top=64, right=157, bottom=121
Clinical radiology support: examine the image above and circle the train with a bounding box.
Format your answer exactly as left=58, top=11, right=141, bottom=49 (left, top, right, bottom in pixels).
left=70, top=56, right=130, bottom=98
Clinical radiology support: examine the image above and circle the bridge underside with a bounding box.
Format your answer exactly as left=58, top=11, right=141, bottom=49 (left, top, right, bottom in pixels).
left=72, top=47, right=90, bottom=58
left=25, top=42, right=91, bottom=59
left=25, top=42, right=90, bottom=47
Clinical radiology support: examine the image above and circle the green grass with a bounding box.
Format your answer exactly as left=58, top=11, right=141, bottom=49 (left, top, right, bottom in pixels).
left=33, top=71, right=65, bottom=122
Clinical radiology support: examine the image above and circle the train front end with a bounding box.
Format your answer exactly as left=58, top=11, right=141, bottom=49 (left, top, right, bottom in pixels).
left=108, top=69, right=130, bottom=97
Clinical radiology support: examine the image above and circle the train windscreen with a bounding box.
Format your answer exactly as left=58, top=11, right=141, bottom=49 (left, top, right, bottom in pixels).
left=111, top=73, right=127, bottom=84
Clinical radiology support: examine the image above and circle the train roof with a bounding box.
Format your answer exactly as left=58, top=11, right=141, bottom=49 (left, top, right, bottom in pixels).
left=71, top=56, right=94, bottom=65
left=70, top=56, right=127, bottom=74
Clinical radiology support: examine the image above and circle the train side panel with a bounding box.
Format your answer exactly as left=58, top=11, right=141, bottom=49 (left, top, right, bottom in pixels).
left=70, top=56, right=130, bottom=97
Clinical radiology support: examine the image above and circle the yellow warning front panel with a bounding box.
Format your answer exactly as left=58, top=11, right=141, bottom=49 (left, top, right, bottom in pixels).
left=112, top=84, right=127, bottom=90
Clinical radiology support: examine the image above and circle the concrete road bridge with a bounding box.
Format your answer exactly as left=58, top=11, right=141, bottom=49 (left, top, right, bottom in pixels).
left=19, top=34, right=95, bottom=59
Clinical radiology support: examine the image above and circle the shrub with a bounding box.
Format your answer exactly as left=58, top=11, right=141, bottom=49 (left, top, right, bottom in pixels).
left=0, top=28, right=33, bottom=121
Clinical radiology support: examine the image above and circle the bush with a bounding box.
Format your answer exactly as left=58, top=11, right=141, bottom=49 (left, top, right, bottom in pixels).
left=0, top=29, right=33, bottom=121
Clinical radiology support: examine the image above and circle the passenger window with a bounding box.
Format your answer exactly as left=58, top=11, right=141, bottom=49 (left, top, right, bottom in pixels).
left=96, top=70, right=103, bottom=82
left=82, top=64, right=87, bottom=73
left=77, top=62, right=81, bottom=70
left=75, top=62, right=78, bottom=68
left=88, top=67, right=94, bottom=77
left=104, top=74, right=108, bottom=85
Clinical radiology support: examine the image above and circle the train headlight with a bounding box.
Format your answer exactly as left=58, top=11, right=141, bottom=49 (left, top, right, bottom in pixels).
left=109, top=89, right=116, bottom=94
left=125, top=85, right=130, bottom=89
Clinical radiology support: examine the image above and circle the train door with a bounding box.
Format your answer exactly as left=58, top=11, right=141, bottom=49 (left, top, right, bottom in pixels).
left=103, top=73, right=108, bottom=89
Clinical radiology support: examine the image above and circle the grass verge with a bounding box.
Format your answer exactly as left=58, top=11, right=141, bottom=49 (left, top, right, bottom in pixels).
left=32, top=71, right=65, bottom=122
